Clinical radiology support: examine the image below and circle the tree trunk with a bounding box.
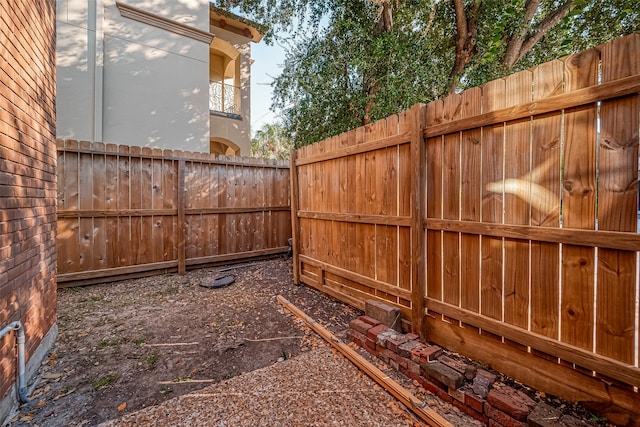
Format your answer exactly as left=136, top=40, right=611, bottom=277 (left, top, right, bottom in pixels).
left=449, top=0, right=481, bottom=94
left=363, top=0, right=394, bottom=124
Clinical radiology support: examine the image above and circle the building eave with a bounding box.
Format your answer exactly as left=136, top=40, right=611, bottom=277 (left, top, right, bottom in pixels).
left=209, top=4, right=267, bottom=43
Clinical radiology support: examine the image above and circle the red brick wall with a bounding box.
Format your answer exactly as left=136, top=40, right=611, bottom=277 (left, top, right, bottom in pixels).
left=0, top=0, right=57, bottom=400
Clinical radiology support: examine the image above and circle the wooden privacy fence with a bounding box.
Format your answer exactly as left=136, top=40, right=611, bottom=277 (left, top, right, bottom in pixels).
left=57, top=140, right=291, bottom=286
left=290, top=34, right=640, bottom=419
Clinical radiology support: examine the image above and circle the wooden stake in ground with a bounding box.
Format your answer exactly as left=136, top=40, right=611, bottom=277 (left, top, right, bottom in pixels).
left=276, top=295, right=453, bottom=427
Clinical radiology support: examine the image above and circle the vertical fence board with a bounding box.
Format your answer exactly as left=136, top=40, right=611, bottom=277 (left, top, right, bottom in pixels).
left=208, top=162, right=220, bottom=255
left=562, top=48, right=599, bottom=351
left=105, top=145, right=118, bottom=267
left=227, top=161, right=238, bottom=253
left=460, top=87, right=482, bottom=313
left=278, top=166, right=292, bottom=246
left=290, top=152, right=301, bottom=283
left=263, top=164, right=274, bottom=251
left=78, top=141, right=93, bottom=271
left=184, top=161, right=196, bottom=259
left=386, top=115, right=400, bottom=288
left=597, top=34, right=639, bottom=364
left=530, top=59, right=563, bottom=339
left=238, top=164, right=248, bottom=252
left=347, top=132, right=358, bottom=273
left=410, top=104, right=426, bottom=335
left=426, top=100, right=443, bottom=302
left=442, top=95, right=462, bottom=308
left=129, top=147, right=142, bottom=265
left=92, top=146, right=107, bottom=271
left=151, top=152, right=164, bottom=263
left=503, top=70, right=533, bottom=329
left=140, top=153, right=153, bottom=264
left=164, top=158, right=177, bottom=261
left=177, top=160, right=186, bottom=274
left=117, top=146, right=130, bottom=267
left=480, top=79, right=505, bottom=321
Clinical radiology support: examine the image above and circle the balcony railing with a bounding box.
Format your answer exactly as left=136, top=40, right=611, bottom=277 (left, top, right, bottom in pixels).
left=209, top=81, right=241, bottom=116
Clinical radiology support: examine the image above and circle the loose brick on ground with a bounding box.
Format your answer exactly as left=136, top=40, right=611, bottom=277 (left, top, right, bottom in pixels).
left=349, top=318, right=372, bottom=335
left=465, top=365, right=477, bottom=381
left=365, top=338, right=376, bottom=351
left=397, top=340, right=422, bottom=358
left=449, top=386, right=465, bottom=403
left=407, top=359, right=421, bottom=376
left=487, top=386, right=536, bottom=421
left=472, top=374, right=491, bottom=398
left=409, top=343, right=428, bottom=362
left=349, top=329, right=368, bottom=345
left=390, top=352, right=409, bottom=369
left=438, top=355, right=468, bottom=374
left=367, top=324, right=389, bottom=342
left=453, top=397, right=489, bottom=424
left=422, top=361, right=465, bottom=390
left=358, top=315, right=381, bottom=327
left=412, top=344, right=442, bottom=363
left=376, top=329, right=395, bottom=347
left=464, top=389, right=485, bottom=413
left=365, top=300, right=402, bottom=332
left=485, top=403, right=527, bottom=427
left=477, top=368, right=497, bottom=384
left=386, top=334, right=409, bottom=352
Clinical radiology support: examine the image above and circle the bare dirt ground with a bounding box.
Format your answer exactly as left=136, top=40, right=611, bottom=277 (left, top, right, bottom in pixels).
left=7, top=258, right=482, bottom=427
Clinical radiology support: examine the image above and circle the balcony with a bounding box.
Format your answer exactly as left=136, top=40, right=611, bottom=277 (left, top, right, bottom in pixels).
left=209, top=81, right=241, bottom=119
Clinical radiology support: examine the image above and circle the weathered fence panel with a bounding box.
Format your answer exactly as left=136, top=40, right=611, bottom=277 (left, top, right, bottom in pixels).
left=291, top=34, right=640, bottom=421
left=57, top=140, right=291, bottom=286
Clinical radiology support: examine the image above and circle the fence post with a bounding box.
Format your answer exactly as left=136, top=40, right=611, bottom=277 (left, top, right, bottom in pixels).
left=177, top=159, right=186, bottom=275
left=289, top=150, right=301, bottom=284
left=410, top=104, right=426, bottom=339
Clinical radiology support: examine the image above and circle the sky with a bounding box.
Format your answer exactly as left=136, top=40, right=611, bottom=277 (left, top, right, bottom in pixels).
left=250, top=40, right=287, bottom=136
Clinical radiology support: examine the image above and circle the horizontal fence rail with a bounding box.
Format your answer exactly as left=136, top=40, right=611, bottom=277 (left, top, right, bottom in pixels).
left=57, top=140, right=291, bottom=286
left=290, top=34, right=640, bottom=422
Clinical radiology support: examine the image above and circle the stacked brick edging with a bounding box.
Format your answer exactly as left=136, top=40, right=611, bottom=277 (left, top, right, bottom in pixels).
left=349, top=317, right=592, bottom=427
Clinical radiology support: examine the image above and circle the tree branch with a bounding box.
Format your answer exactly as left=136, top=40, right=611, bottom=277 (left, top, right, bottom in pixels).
left=422, top=1, right=437, bottom=35
left=452, top=0, right=468, bottom=42
left=503, top=0, right=540, bottom=69
left=375, top=0, right=393, bottom=33
left=503, top=0, right=574, bottom=69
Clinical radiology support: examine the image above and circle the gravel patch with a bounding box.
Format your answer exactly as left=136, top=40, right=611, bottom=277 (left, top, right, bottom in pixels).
left=100, top=346, right=417, bottom=427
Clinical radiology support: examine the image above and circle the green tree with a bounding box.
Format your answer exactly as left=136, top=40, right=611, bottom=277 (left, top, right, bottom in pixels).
left=446, top=0, right=640, bottom=90
left=272, top=0, right=446, bottom=146
left=215, top=0, right=639, bottom=146
left=251, top=123, right=294, bottom=159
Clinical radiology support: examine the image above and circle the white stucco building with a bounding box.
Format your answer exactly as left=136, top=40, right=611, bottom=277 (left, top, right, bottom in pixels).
left=56, top=1, right=264, bottom=156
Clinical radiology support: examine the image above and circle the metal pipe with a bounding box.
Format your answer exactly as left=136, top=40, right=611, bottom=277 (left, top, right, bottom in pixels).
left=0, top=321, right=31, bottom=404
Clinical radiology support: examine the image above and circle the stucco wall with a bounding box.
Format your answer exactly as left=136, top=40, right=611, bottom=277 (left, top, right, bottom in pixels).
left=56, top=0, right=211, bottom=152
left=0, top=0, right=58, bottom=420
left=209, top=26, right=252, bottom=156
